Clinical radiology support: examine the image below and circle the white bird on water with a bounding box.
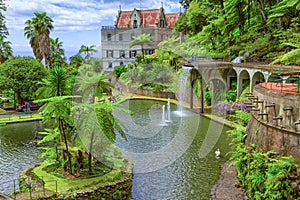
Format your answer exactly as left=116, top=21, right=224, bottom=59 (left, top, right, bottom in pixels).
left=215, top=148, right=221, bottom=158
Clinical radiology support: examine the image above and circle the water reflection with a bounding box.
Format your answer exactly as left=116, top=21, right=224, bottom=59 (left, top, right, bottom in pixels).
left=0, top=121, right=42, bottom=194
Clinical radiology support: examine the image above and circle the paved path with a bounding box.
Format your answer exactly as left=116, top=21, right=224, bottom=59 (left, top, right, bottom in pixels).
left=15, top=190, right=56, bottom=200
left=210, top=162, right=248, bottom=200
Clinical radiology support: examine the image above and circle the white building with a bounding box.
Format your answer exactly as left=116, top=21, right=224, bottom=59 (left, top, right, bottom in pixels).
left=101, top=4, right=180, bottom=71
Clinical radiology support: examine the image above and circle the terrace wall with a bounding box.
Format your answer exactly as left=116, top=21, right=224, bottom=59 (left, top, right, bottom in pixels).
left=245, top=84, right=300, bottom=164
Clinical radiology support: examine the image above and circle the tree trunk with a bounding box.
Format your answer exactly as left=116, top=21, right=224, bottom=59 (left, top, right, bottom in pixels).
left=76, top=150, right=84, bottom=175
left=257, top=0, right=268, bottom=23
left=276, top=0, right=283, bottom=28
left=88, top=131, right=95, bottom=174
left=141, top=45, right=144, bottom=59
left=60, top=130, right=67, bottom=175
left=59, top=119, right=72, bottom=175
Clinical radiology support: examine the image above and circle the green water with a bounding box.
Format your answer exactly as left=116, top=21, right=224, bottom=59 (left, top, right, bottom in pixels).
left=0, top=121, right=42, bottom=194
left=0, top=99, right=231, bottom=199
left=114, top=99, right=231, bottom=199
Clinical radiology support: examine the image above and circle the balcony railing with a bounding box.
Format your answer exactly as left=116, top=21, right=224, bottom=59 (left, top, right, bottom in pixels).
left=101, top=25, right=173, bottom=30
left=101, top=26, right=115, bottom=30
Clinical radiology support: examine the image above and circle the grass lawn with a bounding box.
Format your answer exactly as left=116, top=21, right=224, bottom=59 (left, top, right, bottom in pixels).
left=0, top=113, right=43, bottom=124
left=0, top=112, right=43, bottom=124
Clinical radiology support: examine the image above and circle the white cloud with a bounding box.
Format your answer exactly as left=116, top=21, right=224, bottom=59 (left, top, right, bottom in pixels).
left=5, top=0, right=180, bottom=32
left=5, top=0, right=180, bottom=54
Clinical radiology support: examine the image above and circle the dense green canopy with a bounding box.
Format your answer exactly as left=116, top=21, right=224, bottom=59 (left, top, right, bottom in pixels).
left=175, top=0, right=300, bottom=65
left=0, top=56, right=47, bottom=104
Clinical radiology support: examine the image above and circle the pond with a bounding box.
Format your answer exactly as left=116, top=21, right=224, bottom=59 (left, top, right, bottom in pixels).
left=0, top=99, right=231, bottom=199
left=0, top=121, right=42, bottom=194
left=114, top=99, right=231, bottom=199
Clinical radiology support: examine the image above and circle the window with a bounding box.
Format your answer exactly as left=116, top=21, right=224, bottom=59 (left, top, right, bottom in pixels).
left=119, top=33, right=123, bottom=41
left=107, top=50, right=113, bottom=58
left=130, top=50, right=137, bottom=58
left=108, top=62, right=112, bottom=68
left=133, top=20, right=138, bottom=28
left=160, top=19, right=165, bottom=27
left=107, top=33, right=112, bottom=41
left=144, top=49, right=155, bottom=55
left=119, top=50, right=125, bottom=58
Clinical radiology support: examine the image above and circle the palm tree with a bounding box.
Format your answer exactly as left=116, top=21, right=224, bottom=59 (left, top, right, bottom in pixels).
left=0, top=36, right=12, bottom=63
left=24, top=12, right=54, bottom=67
left=158, top=36, right=180, bottom=69
left=130, top=33, right=153, bottom=59
left=79, top=44, right=97, bottom=61
left=35, top=66, right=70, bottom=99
left=35, top=66, right=74, bottom=175
left=49, top=37, right=65, bottom=68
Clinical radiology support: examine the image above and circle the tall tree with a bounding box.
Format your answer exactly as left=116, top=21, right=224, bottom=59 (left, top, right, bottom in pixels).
left=79, top=44, right=97, bottom=61
left=49, top=37, right=65, bottom=68
left=35, top=66, right=71, bottom=99
left=0, top=0, right=12, bottom=62
left=0, top=57, right=47, bottom=105
left=130, top=33, right=153, bottom=59
left=35, top=96, right=75, bottom=175
left=69, top=54, right=84, bottom=69
left=35, top=66, right=74, bottom=175
left=74, top=64, right=126, bottom=173
left=0, top=35, right=12, bottom=63
left=24, top=12, right=54, bottom=67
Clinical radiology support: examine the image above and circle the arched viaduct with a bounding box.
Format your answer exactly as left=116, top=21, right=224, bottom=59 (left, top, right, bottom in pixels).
left=185, top=61, right=299, bottom=112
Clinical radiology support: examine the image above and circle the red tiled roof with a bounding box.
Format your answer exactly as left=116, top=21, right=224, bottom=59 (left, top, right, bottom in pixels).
left=165, top=13, right=180, bottom=27
left=260, top=82, right=300, bottom=95
left=115, top=8, right=179, bottom=28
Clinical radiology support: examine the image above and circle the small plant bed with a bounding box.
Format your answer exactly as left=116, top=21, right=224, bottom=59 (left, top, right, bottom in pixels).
left=212, top=100, right=251, bottom=126
left=30, top=157, right=130, bottom=194
left=42, top=160, right=113, bottom=178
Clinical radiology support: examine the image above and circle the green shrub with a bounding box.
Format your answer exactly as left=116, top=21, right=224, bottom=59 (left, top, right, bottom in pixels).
left=228, top=128, right=300, bottom=199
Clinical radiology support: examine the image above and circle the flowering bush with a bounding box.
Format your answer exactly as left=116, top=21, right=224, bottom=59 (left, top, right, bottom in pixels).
left=212, top=99, right=251, bottom=116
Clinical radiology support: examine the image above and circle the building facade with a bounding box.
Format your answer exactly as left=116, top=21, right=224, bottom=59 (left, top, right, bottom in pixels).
left=101, top=4, right=180, bottom=71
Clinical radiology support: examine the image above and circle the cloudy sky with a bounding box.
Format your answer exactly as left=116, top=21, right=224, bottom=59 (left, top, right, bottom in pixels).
left=5, top=0, right=180, bottom=57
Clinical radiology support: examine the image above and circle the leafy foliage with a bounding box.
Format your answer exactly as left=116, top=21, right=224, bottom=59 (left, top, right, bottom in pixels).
left=113, top=64, right=127, bottom=80
left=24, top=12, right=54, bottom=66
left=228, top=128, right=300, bottom=199
left=120, top=63, right=176, bottom=92
left=0, top=1, right=11, bottom=63
left=130, top=33, right=153, bottom=59
left=0, top=56, right=47, bottom=104
left=175, top=0, right=300, bottom=64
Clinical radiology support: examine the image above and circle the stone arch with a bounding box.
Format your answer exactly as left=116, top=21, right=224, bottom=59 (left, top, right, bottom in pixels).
left=189, top=68, right=202, bottom=110
left=227, top=68, right=238, bottom=90
left=237, top=69, right=250, bottom=97
left=204, top=78, right=227, bottom=106
left=252, top=71, right=265, bottom=89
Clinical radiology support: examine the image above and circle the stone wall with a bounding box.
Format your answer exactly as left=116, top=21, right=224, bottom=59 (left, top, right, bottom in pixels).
left=127, top=87, right=176, bottom=99
left=245, top=84, right=300, bottom=164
